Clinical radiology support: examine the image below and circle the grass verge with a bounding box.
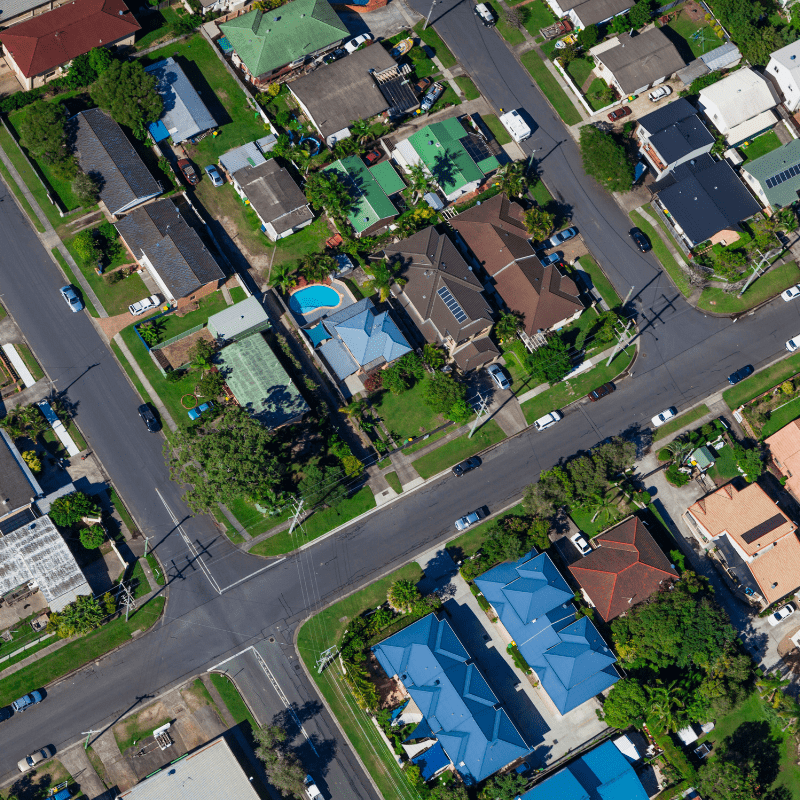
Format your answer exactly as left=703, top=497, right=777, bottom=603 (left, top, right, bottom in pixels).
left=455, top=75, right=480, bottom=100
left=412, top=421, right=505, bottom=479
left=520, top=50, right=582, bottom=126
left=0, top=151, right=44, bottom=233
left=446, top=502, right=525, bottom=560
left=212, top=505, right=245, bottom=544
left=723, top=352, right=800, bottom=409
left=630, top=209, right=691, bottom=298
left=52, top=248, right=100, bottom=318
left=14, top=342, right=44, bottom=381
left=573, top=254, right=622, bottom=308
left=653, top=404, right=710, bottom=442
left=413, top=21, right=457, bottom=69
left=698, top=261, right=800, bottom=314
left=210, top=672, right=258, bottom=730
left=482, top=113, right=512, bottom=145
left=385, top=471, right=402, bottom=493
left=496, top=15, right=526, bottom=45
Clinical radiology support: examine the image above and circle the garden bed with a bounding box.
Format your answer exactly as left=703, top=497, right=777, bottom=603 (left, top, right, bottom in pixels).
left=738, top=373, right=800, bottom=439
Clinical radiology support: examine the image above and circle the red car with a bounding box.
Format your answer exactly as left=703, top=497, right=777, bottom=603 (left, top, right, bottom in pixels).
left=364, top=149, right=382, bottom=166
left=607, top=106, right=631, bottom=122
left=177, top=158, right=199, bottom=186
left=588, top=382, right=615, bottom=401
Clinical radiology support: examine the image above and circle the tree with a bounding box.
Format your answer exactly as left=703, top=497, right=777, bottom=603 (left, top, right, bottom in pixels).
left=496, top=161, right=530, bottom=198
left=349, top=118, right=371, bottom=144
left=298, top=463, right=346, bottom=509
left=601, top=679, right=649, bottom=728
left=495, top=311, right=522, bottom=342
left=388, top=579, right=421, bottom=613
left=733, top=444, right=763, bottom=482
left=190, top=338, right=216, bottom=372
left=628, top=0, right=652, bottom=28
left=527, top=516, right=550, bottom=551
left=299, top=252, right=336, bottom=284
left=80, top=524, right=105, bottom=549
left=480, top=771, right=527, bottom=800
left=88, top=47, right=113, bottom=76
left=422, top=343, right=446, bottom=370
left=72, top=229, right=100, bottom=266
left=50, top=492, right=101, bottom=528
left=525, top=334, right=572, bottom=384
left=383, top=352, right=425, bottom=394
left=525, top=207, right=556, bottom=241
left=253, top=724, right=306, bottom=798
left=609, top=13, right=630, bottom=33
left=646, top=678, right=691, bottom=732
left=697, top=759, right=759, bottom=800
left=90, top=60, right=163, bottom=135
left=270, top=261, right=298, bottom=293
left=67, top=53, right=98, bottom=88
left=303, top=171, right=354, bottom=222
left=19, top=100, right=68, bottom=165
left=364, top=258, right=403, bottom=301
left=579, top=125, right=634, bottom=193
left=341, top=453, right=363, bottom=477
left=21, top=450, right=41, bottom=473
left=576, top=24, right=598, bottom=48
left=72, top=172, right=99, bottom=205
left=423, top=372, right=466, bottom=416
left=47, top=595, right=104, bottom=638
left=593, top=309, right=621, bottom=345
left=196, top=370, right=225, bottom=399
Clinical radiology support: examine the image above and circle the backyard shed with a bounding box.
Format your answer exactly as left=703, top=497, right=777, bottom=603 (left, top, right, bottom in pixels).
left=208, top=296, right=270, bottom=343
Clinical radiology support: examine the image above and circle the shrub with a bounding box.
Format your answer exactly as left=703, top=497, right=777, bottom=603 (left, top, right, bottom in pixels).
left=782, top=380, right=794, bottom=395
left=21, top=450, right=41, bottom=473
left=50, top=491, right=100, bottom=528
left=665, top=464, right=689, bottom=487
left=657, top=447, right=672, bottom=462
left=363, top=371, right=383, bottom=393
left=80, top=524, right=105, bottom=549
left=105, top=269, right=124, bottom=285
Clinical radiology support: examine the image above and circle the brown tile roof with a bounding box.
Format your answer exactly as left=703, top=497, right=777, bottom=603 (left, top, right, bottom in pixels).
left=452, top=335, right=499, bottom=371
left=766, top=419, right=800, bottom=501
left=0, top=0, right=140, bottom=78
left=568, top=516, right=676, bottom=621
left=749, top=531, right=800, bottom=604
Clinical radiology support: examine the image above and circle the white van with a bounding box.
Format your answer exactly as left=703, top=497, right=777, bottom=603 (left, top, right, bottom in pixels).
left=533, top=411, right=563, bottom=431
left=499, top=109, right=532, bottom=143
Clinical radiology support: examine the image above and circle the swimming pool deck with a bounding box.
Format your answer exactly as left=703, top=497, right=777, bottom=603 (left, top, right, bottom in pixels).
left=290, top=278, right=356, bottom=327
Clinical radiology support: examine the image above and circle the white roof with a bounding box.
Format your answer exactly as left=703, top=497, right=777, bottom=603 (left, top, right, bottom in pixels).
left=677, top=725, right=699, bottom=745
left=725, top=109, right=778, bottom=145
left=769, top=39, right=800, bottom=77
left=699, top=68, right=779, bottom=131
left=613, top=735, right=641, bottom=762
left=207, top=295, right=268, bottom=341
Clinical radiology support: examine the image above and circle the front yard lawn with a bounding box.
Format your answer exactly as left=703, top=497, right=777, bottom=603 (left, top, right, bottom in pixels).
left=759, top=395, right=800, bottom=439
left=14, top=342, right=44, bottom=381
left=522, top=0, right=556, bottom=33
left=697, top=260, right=800, bottom=314
left=412, top=420, right=506, bottom=479
left=482, top=113, right=512, bottom=145
left=455, top=75, right=480, bottom=100
left=652, top=404, right=710, bottom=442
left=413, top=20, right=457, bottom=69
left=724, top=351, right=800, bottom=408
left=566, top=57, right=594, bottom=88
left=430, top=84, right=462, bottom=114
left=707, top=441, right=740, bottom=483
left=739, top=130, right=782, bottom=163
left=156, top=292, right=229, bottom=342
left=630, top=208, right=691, bottom=298
left=521, top=50, right=582, bottom=126
left=374, top=379, right=445, bottom=440
left=227, top=496, right=292, bottom=537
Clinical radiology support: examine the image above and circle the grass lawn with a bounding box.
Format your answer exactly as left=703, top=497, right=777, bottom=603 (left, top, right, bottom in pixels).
left=212, top=505, right=245, bottom=544
left=496, top=15, right=526, bottom=45
left=560, top=307, right=604, bottom=355
left=522, top=0, right=556, bottom=33
left=210, top=672, right=258, bottom=730
left=146, top=553, right=165, bottom=586
left=270, top=216, right=331, bottom=268
left=482, top=113, right=512, bottom=145
left=630, top=208, right=691, bottom=298
left=156, top=292, right=228, bottom=341
left=412, top=420, right=506, bottom=479
left=740, top=130, right=782, bottom=164
left=385, top=471, right=402, bottom=493
left=571, top=254, right=622, bottom=307
left=566, top=57, right=594, bottom=88
left=114, top=706, right=171, bottom=752
left=569, top=503, right=619, bottom=537
left=110, top=338, right=153, bottom=406
left=401, top=425, right=451, bottom=454
left=0, top=140, right=44, bottom=233
left=446, top=502, right=525, bottom=560
left=0, top=597, right=164, bottom=706
left=249, top=486, right=376, bottom=556
left=724, top=351, right=800, bottom=408
left=708, top=441, right=740, bottom=482
left=413, top=21, right=457, bottom=70
left=653, top=404, right=710, bottom=442
left=128, top=558, right=152, bottom=599
left=698, top=260, right=800, bottom=313
left=194, top=180, right=266, bottom=257
left=14, top=342, right=44, bottom=381
left=521, top=346, right=635, bottom=424
left=759, top=395, right=800, bottom=439
left=51, top=248, right=100, bottom=317
left=521, top=50, right=582, bottom=126
left=584, top=78, right=613, bottom=112
left=455, top=75, right=480, bottom=100
left=500, top=338, right=530, bottom=391
left=666, top=12, right=717, bottom=58
left=297, top=562, right=423, bottom=800
left=227, top=496, right=292, bottom=537
left=531, top=178, right=554, bottom=207
left=374, top=380, right=444, bottom=440
left=403, top=43, right=439, bottom=79
left=229, top=286, right=247, bottom=303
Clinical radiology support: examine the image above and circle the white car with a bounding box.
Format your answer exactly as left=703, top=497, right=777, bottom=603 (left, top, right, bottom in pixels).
left=344, top=33, right=373, bottom=54
left=783, top=285, right=800, bottom=301
left=59, top=285, right=83, bottom=313
left=474, top=2, right=496, bottom=26
left=533, top=411, right=563, bottom=431
left=768, top=603, right=795, bottom=626
left=648, top=85, right=673, bottom=102
left=304, top=775, right=323, bottom=800
left=487, top=363, right=510, bottom=390
left=18, top=745, right=55, bottom=772
left=787, top=335, right=800, bottom=352
left=570, top=532, right=591, bottom=556
left=651, top=407, right=677, bottom=427
left=129, top=295, right=160, bottom=316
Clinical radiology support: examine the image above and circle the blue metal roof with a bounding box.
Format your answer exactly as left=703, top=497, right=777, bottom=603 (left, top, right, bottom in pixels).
left=519, top=740, right=649, bottom=800
left=474, top=552, right=619, bottom=714
left=412, top=741, right=450, bottom=781
left=372, top=614, right=529, bottom=784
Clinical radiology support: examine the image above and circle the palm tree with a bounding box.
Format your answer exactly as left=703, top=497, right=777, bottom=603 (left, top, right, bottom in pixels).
left=588, top=489, right=619, bottom=525
left=342, top=398, right=365, bottom=425
left=496, top=161, right=530, bottom=198
left=300, top=253, right=336, bottom=284
left=0, top=409, right=25, bottom=439
left=364, top=259, right=402, bottom=302
left=495, top=310, right=522, bottom=342
left=349, top=119, right=371, bottom=145
left=271, top=261, right=298, bottom=294
left=408, top=163, right=434, bottom=203
left=525, top=207, right=556, bottom=241
left=666, top=436, right=693, bottom=466
left=645, top=680, right=689, bottom=733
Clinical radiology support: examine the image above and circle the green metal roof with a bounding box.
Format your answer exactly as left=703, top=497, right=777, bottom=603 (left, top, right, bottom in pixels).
left=407, top=118, right=497, bottom=196
left=690, top=446, right=715, bottom=471
left=369, top=161, right=405, bottom=196
left=743, top=138, right=800, bottom=208
left=324, top=156, right=398, bottom=233
left=219, top=0, right=348, bottom=78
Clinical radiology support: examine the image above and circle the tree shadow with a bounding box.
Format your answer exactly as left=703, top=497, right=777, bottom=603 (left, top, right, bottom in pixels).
left=722, top=720, right=781, bottom=787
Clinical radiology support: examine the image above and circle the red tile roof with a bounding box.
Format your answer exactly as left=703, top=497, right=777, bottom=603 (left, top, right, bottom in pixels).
left=0, top=0, right=140, bottom=78
left=568, top=516, right=676, bottom=621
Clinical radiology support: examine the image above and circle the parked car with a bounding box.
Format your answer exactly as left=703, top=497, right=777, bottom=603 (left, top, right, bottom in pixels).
left=12, top=691, right=42, bottom=713
left=768, top=603, right=795, bottom=626
left=18, top=745, right=55, bottom=773
left=607, top=106, right=631, bottom=122
left=651, top=407, right=677, bottom=427
left=782, top=284, right=800, bottom=301
left=474, top=2, right=496, bottom=26
left=128, top=295, right=160, bottom=316
left=138, top=403, right=160, bottom=433
left=717, top=415, right=731, bottom=432
left=588, top=382, right=615, bottom=401
left=649, top=85, right=673, bottom=102
left=344, top=33, right=373, bottom=54
left=570, top=532, right=591, bottom=556
left=787, top=335, right=800, bottom=352
left=364, top=149, right=382, bottom=166
left=177, top=158, right=198, bottom=186
left=420, top=82, right=444, bottom=112
left=59, top=285, right=83, bottom=313
left=452, top=456, right=482, bottom=477
left=455, top=507, right=488, bottom=531
left=728, top=364, right=754, bottom=385
left=322, top=48, right=346, bottom=64
left=204, top=164, right=223, bottom=187
left=630, top=228, right=651, bottom=252
left=188, top=401, right=214, bottom=421
left=414, top=76, right=434, bottom=95
left=543, top=227, right=578, bottom=249
left=539, top=251, right=562, bottom=267
left=533, top=410, right=563, bottom=431
left=304, top=775, right=323, bottom=800
left=0, top=706, right=12, bottom=723
left=514, top=762, right=531, bottom=776
left=487, top=363, right=510, bottom=390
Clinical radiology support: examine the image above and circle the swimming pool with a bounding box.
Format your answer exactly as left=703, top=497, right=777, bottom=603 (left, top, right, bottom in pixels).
left=289, top=285, right=341, bottom=315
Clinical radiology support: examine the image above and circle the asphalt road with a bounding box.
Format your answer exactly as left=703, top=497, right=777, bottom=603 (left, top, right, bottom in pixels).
left=2, top=6, right=800, bottom=794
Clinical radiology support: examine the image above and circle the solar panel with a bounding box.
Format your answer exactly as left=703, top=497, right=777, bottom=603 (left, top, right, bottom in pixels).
left=437, top=286, right=467, bottom=323
left=764, top=160, right=800, bottom=190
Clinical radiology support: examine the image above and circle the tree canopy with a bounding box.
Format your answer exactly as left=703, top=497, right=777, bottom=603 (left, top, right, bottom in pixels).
left=525, top=333, right=572, bottom=384
left=579, top=126, right=634, bottom=193
left=90, top=60, right=163, bottom=135
left=50, top=491, right=101, bottom=528
left=19, top=100, right=68, bottom=165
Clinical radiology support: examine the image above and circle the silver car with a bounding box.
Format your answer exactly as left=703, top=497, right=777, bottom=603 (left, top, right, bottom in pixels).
left=18, top=744, right=55, bottom=772
left=204, top=164, right=223, bottom=187
left=59, top=285, right=83, bottom=313
left=455, top=507, right=487, bottom=531
left=487, top=363, right=510, bottom=390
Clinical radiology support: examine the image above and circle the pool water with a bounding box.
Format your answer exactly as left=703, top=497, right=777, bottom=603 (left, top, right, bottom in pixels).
left=289, top=285, right=341, bottom=315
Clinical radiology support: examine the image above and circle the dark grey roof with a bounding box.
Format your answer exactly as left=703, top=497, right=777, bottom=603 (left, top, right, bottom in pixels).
left=114, top=198, right=225, bottom=298
left=677, top=59, right=710, bottom=86
left=233, top=159, right=312, bottom=234
left=596, top=29, right=686, bottom=94
left=374, top=71, right=419, bottom=116
left=637, top=98, right=698, bottom=136
left=73, top=108, right=161, bottom=215
left=0, top=429, right=37, bottom=516
left=649, top=116, right=714, bottom=164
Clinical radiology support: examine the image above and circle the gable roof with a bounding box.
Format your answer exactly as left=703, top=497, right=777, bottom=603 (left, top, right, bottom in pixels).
left=452, top=335, right=500, bottom=371
left=207, top=295, right=270, bottom=342
left=144, top=57, right=216, bottom=144
left=475, top=551, right=619, bottom=714
left=698, top=68, right=779, bottom=131
left=0, top=0, right=139, bottom=78
left=767, top=419, right=800, bottom=502
left=568, top=516, right=676, bottom=622
left=743, top=138, right=800, bottom=209
left=325, top=156, right=399, bottom=234
left=0, top=429, right=41, bottom=519
left=114, top=198, right=225, bottom=299
left=372, top=613, right=529, bottom=784
left=73, top=108, right=162, bottom=215
left=636, top=98, right=715, bottom=164
left=219, top=0, right=348, bottom=78
left=570, top=0, right=634, bottom=27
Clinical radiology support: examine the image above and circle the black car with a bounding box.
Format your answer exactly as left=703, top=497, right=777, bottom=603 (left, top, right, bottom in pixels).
left=0, top=706, right=12, bottom=723
left=631, top=228, right=651, bottom=252
left=452, top=456, right=482, bottom=477
left=138, top=403, right=160, bottom=432
left=728, top=365, right=754, bottom=385
left=322, top=48, right=345, bottom=64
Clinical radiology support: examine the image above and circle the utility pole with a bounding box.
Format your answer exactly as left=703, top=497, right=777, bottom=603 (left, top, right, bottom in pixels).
left=316, top=645, right=338, bottom=674
left=143, top=533, right=152, bottom=558
left=423, top=0, right=436, bottom=30
left=120, top=581, right=135, bottom=623
left=82, top=730, right=100, bottom=750
left=469, top=394, right=489, bottom=438
left=605, top=318, right=635, bottom=366
left=738, top=248, right=781, bottom=297
left=288, top=498, right=305, bottom=536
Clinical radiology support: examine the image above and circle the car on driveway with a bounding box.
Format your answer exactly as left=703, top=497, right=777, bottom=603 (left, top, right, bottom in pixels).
left=543, top=227, right=578, bottom=249
left=630, top=228, right=651, bottom=252
left=782, top=284, right=800, bottom=301
left=652, top=407, right=677, bottom=427
left=588, top=382, right=615, bottom=401
left=728, top=364, right=754, bottom=385
left=487, top=363, right=510, bottom=390
left=539, top=251, right=562, bottom=267
left=649, top=85, right=673, bottom=102
left=420, top=82, right=444, bottom=112
left=455, top=507, right=488, bottom=531
left=59, top=285, right=83, bottom=313
left=787, top=335, right=800, bottom=352
left=768, top=603, right=795, bottom=626
left=364, top=149, right=382, bottom=166
left=204, top=164, right=223, bottom=187
left=570, top=532, right=591, bottom=555
left=18, top=745, right=55, bottom=773
left=414, top=76, right=434, bottom=95
left=452, top=456, right=481, bottom=477
left=129, top=295, right=160, bottom=316
left=607, top=106, right=631, bottom=122
left=533, top=410, right=563, bottom=431
left=188, top=401, right=214, bottom=421
left=322, top=48, right=346, bottom=64
left=138, top=403, right=159, bottom=432
left=177, top=158, right=198, bottom=186
left=344, top=33, right=373, bottom=54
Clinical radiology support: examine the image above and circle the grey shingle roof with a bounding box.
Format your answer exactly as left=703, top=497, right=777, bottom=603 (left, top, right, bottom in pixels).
left=73, top=108, right=161, bottom=215
left=0, top=429, right=39, bottom=516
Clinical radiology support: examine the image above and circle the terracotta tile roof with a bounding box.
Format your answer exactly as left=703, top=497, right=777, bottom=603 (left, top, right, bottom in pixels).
left=0, top=0, right=140, bottom=79
left=766, top=419, right=800, bottom=501
left=749, top=531, right=800, bottom=604
left=687, top=482, right=795, bottom=557
left=568, top=516, right=676, bottom=621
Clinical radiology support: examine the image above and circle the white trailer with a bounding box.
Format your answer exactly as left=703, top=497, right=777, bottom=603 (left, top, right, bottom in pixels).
left=499, top=109, right=531, bottom=143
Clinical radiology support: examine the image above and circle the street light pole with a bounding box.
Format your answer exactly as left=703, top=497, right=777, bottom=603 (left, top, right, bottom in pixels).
left=424, top=0, right=436, bottom=30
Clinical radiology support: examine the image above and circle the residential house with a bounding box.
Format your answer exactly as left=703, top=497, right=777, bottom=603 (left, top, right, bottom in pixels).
left=697, top=67, right=780, bottom=145
left=207, top=295, right=270, bottom=343
left=391, top=117, right=500, bottom=202
left=544, top=0, right=632, bottom=28
left=635, top=98, right=715, bottom=180
left=568, top=516, right=677, bottom=622
left=218, top=0, right=348, bottom=86
left=289, top=45, right=417, bottom=146
left=0, top=428, right=42, bottom=526
left=114, top=198, right=225, bottom=308
left=766, top=419, right=800, bottom=502
left=144, top=57, right=216, bottom=144
left=652, top=155, right=760, bottom=248
left=677, top=42, right=742, bottom=87
left=684, top=481, right=800, bottom=605
left=181, top=0, right=245, bottom=15
left=220, top=144, right=313, bottom=241
left=590, top=28, right=686, bottom=98
left=324, top=155, right=405, bottom=237
left=449, top=193, right=584, bottom=342
left=0, top=0, right=140, bottom=90
left=383, top=226, right=498, bottom=370
left=474, top=551, right=619, bottom=715
left=73, top=108, right=162, bottom=216
left=371, top=613, right=530, bottom=784
left=518, top=739, right=649, bottom=800
left=742, top=138, right=800, bottom=210
left=768, top=40, right=800, bottom=112
left=0, top=0, right=89, bottom=36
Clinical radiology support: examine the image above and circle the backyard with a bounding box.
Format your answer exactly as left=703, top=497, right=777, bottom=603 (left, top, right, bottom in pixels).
left=662, top=6, right=720, bottom=58
left=739, top=130, right=782, bottom=164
